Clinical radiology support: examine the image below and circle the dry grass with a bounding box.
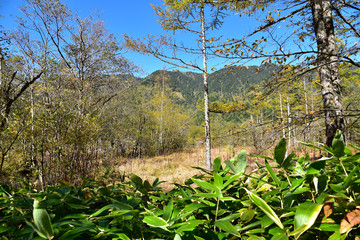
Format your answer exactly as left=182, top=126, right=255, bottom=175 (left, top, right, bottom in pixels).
left=114, top=146, right=263, bottom=191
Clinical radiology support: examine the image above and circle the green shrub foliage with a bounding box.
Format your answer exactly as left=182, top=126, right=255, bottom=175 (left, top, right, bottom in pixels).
left=1, top=131, right=360, bottom=239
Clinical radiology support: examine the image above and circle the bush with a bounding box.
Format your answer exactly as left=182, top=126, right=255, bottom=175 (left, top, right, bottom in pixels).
left=1, top=130, right=360, bottom=239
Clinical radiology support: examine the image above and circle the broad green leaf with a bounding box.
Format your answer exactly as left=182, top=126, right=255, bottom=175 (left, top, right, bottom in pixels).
left=129, top=173, right=143, bottom=186
left=163, top=199, right=173, bottom=222
left=223, top=173, right=242, bottom=189
left=26, top=221, right=47, bottom=239
left=33, top=200, right=54, bottom=240
left=214, top=173, right=223, bottom=190
left=269, top=227, right=288, bottom=240
left=282, top=151, right=294, bottom=169
left=192, top=178, right=218, bottom=192
left=174, top=234, right=182, bottom=240
left=291, top=202, right=323, bottom=239
left=344, top=146, right=352, bottom=156
left=265, top=160, right=281, bottom=188
left=239, top=208, right=255, bottom=222
left=182, top=203, right=207, bottom=212
left=245, top=189, right=284, bottom=229
left=332, top=130, right=345, bottom=158
left=217, top=213, right=241, bottom=222
left=224, top=160, right=237, bottom=174
left=213, top=157, right=222, bottom=172
left=214, top=220, right=240, bottom=237
left=307, top=159, right=326, bottom=175
left=90, top=203, right=132, bottom=217
left=196, top=192, right=219, bottom=198
left=175, top=220, right=204, bottom=233
left=342, top=153, right=360, bottom=163
left=143, top=216, right=168, bottom=227
left=343, top=166, right=358, bottom=188
left=274, top=138, right=286, bottom=166
left=328, top=230, right=346, bottom=240
left=58, top=226, right=96, bottom=240
left=115, top=233, right=131, bottom=240
left=318, top=223, right=340, bottom=232
left=235, top=150, right=247, bottom=174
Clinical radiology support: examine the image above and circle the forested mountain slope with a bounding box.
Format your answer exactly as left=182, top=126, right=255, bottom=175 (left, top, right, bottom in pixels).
left=141, top=64, right=277, bottom=106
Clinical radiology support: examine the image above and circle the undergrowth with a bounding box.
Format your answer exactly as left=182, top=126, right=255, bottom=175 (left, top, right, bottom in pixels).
left=1, top=130, right=360, bottom=239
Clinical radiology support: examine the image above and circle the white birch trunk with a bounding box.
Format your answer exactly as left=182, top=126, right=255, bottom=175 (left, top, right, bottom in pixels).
left=201, top=6, right=211, bottom=170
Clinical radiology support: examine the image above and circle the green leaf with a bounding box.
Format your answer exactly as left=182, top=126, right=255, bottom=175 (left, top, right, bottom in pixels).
left=342, top=153, right=360, bottom=163
left=175, top=220, right=204, bottom=233
left=265, top=160, right=281, bottom=188
left=318, top=223, right=340, bottom=232
left=90, top=203, right=132, bottom=217
left=307, top=159, right=326, bottom=175
left=269, top=227, right=288, bottom=240
left=332, top=130, right=345, bottom=158
left=328, top=230, right=347, bottom=240
left=214, top=173, right=223, bottom=190
left=343, top=166, right=358, bottom=188
left=163, top=199, right=173, bottom=222
left=196, top=192, right=219, bottom=198
left=223, top=173, right=241, bottom=189
left=129, top=173, right=143, bottom=186
left=235, top=150, right=247, bottom=174
left=282, top=151, right=294, bottom=169
left=192, top=178, right=218, bottom=192
left=217, top=213, right=241, bottom=222
left=33, top=200, right=54, bottom=240
left=214, top=220, right=240, bottom=237
left=143, top=216, right=168, bottom=227
left=213, top=157, right=222, bottom=172
left=349, top=143, right=360, bottom=151
left=291, top=202, right=323, bottom=239
left=115, top=233, right=131, bottom=240
left=245, top=188, right=284, bottom=229
left=182, top=203, right=207, bottom=212
left=224, top=160, right=237, bottom=174
left=274, top=138, right=286, bottom=166
left=344, top=146, right=352, bottom=156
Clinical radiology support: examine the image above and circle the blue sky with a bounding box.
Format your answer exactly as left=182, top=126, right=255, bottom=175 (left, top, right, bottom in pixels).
left=1, top=0, right=266, bottom=76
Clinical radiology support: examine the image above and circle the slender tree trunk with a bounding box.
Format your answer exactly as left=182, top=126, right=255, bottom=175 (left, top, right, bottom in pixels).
left=304, top=78, right=310, bottom=141
left=311, top=0, right=345, bottom=146
left=201, top=6, right=211, bottom=170
left=279, top=92, right=286, bottom=139
left=287, top=95, right=292, bottom=148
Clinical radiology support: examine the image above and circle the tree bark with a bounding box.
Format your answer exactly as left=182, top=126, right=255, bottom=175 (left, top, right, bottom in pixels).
left=311, top=0, right=345, bottom=146
left=201, top=6, right=211, bottom=170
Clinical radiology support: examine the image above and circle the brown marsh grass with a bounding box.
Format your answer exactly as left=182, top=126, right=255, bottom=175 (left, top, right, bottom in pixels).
left=114, top=146, right=270, bottom=191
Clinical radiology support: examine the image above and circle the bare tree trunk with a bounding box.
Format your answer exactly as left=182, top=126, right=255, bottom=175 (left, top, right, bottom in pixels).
left=279, top=92, right=286, bottom=139
left=304, top=78, right=310, bottom=141
left=311, top=0, right=345, bottom=146
left=201, top=6, right=211, bottom=170
left=287, top=95, right=292, bottom=148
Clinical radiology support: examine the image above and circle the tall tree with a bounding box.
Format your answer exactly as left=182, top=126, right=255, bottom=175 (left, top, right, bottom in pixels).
left=125, top=0, right=227, bottom=170
left=311, top=0, right=344, bottom=146
left=216, top=0, right=360, bottom=146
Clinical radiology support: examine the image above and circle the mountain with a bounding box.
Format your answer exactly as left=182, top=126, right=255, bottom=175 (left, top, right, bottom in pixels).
left=141, top=64, right=277, bottom=106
